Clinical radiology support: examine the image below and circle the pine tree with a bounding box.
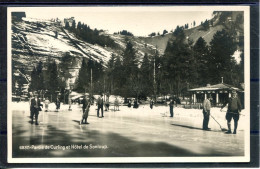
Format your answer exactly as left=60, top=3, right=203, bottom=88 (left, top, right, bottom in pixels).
left=173, top=26, right=185, bottom=42
left=187, top=23, right=189, bottom=29
left=163, top=28, right=192, bottom=96
left=50, top=61, right=59, bottom=92
left=140, top=53, right=153, bottom=98
left=163, top=30, right=168, bottom=36
left=204, top=19, right=210, bottom=30
left=77, top=21, right=82, bottom=30
left=60, top=52, right=74, bottom=80
left=65, top=22, right=69, bottom=29
left=106, top=54, right=116, bottom=94
left=193, top=37, right=209, bottom=86
left=209, top=29, right=237, bottom=85
left=122, top=40, right=138, bottom=75
left=76, top=58, right=89, bottom=93
left=72, top=20, right=76, bottom=30
left=153, top=49, right=164, bottom=97
left=45, top=60, right=59, bottom=100
left=149, top=32, right=156, bottom=37
left=113, top=56, right=123, bottom=95
left=29, top=61, right=45, bottom=94
left=121, top=40, right=139, bottom=98
left=59, top=52, right=74, bottom=98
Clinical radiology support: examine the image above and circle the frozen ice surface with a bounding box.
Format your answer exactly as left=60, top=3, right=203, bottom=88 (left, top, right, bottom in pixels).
left=11, top=101, right=246, bottom=157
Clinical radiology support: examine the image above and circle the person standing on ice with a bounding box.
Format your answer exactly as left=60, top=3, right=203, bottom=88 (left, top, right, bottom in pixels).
left=30, top=92, right=43, bottom=125
left=44, top=97, right=50, bottom=112
left=97, top=94, right=104, bottom=118
left=55, top=97, right=60, bottom=112
left=221, top=90, right=242, bottom=134
left=169, top=99, right=175, bottom=117
left=82, top=95, right=89, bottom=113
left=150, top=99, right=154, bottom=109
left=133, top=98, right=139, bottom=108
left=202, top=94, right=212, bottom=130
left=105, top=99, right=110, bottom=111
left=114, top=97, right=119, bottom=111
left=128, top=99, right=132, bottom=108
left=80, top=95, right=90, bottom=124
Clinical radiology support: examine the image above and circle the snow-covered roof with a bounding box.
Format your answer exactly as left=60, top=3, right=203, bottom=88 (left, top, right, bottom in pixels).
left=188, top=83, right=242, bottom=92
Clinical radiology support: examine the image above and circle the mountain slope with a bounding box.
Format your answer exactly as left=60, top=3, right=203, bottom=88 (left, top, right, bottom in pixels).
left=138, top=11, right=243, bottom=52
left=12, top=11, right=243, bottom=84
left=12, top=18, right=114, bottom=67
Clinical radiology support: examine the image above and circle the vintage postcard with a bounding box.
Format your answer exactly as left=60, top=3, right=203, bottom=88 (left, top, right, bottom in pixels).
left=8, top=6, right=250, bottom=163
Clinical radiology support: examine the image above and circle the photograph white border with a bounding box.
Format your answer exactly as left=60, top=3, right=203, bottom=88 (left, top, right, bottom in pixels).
left=7, top=5, right=250, bottom=163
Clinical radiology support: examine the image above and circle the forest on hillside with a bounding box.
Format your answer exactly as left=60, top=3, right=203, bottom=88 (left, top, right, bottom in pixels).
left=23, top=23, right=243, bottom=102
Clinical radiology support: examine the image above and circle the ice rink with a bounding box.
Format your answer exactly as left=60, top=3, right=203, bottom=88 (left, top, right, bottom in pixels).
left=11, top=101, right=246, bottom=158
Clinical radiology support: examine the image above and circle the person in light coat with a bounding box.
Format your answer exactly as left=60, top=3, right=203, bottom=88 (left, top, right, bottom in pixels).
left=97, top=94, right=104, bottom=117
left=80, top=95, right=90, bottom=124
left=44, top=97, right=50, bottom=112
left=202, top=94, right=212, bottom=130
left=114, top=97, right=119, bottom=111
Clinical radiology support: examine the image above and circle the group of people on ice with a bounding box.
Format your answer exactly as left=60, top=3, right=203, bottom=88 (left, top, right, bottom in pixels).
left=79, top=94, right=120, bottom=124
left=28, top=91, right=121, bottom=125
left=28, top=92, right=62, bottom=125
left=28, top=89, right=243, bottom=134
left=127, top=98, right=139, bottom=108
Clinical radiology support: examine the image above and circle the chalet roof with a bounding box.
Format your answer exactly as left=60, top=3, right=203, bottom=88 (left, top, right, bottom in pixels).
left=188, top=83, right=242, bottom=92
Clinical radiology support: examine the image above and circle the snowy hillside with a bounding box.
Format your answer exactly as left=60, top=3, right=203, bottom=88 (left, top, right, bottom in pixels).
left=12, top=17, right=160, bottom=72
left=12, top=17, right=115, bottom=68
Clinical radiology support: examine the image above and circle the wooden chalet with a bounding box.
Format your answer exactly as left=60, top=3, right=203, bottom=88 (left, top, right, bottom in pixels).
left=188, top=83, right=244, bottom=107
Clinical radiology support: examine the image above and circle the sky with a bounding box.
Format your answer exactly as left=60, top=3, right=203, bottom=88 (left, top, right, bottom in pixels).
left=11, top=7, right=215, bottom=37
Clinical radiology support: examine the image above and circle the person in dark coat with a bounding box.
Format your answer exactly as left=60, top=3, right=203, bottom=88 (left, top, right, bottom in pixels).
left=150, top=99, right=154, bottom=109
left=97, top=94, right=104, bottom=118
left=55, top=97, right=60, bottom=112
left=105, top=99, right=110, bottom=111
left=128, top=99, right=132, bottom=108
left=30, top=93, right=43, bottom=125
left=221, top=90, right=242, bottom=134
left=202, top=95, right=212, bottom=130
left=133, top=99, right=139, bottom=108
left=169, top=99, right=175, bottom=117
